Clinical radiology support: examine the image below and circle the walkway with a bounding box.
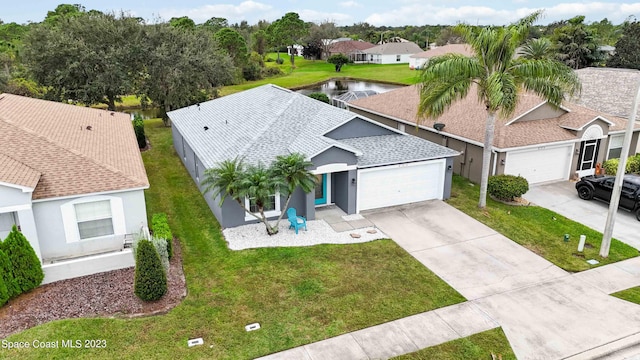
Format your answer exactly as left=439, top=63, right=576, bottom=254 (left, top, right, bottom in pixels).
left=257, top=201, right=640, bottom=360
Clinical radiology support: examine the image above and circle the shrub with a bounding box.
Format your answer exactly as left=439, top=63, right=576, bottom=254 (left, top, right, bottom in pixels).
left=261, top=66, right=282, bottom=78
left=275, top=57, right=284, bottom=65
left=151, top=237, right=170, bottom=272
left=627, top=154, right=640, bottom=174
left=603, top=158, right=619, bottom=175
left=1, top=226, right=43, bottom=294
left=0, top=249, right=15, bottom=306
left=151, top=213, right=173, bottom=259
left=134, top=239, right=167, bottom=301
left=487, top=174, right=529, bottom=201
left=133, top=114, right=146, bottom=149
left=308, top=92, right=330, bottom=104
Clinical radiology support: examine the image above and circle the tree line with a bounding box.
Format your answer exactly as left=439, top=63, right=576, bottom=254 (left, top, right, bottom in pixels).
left=1, top=3, right=639, bottom=115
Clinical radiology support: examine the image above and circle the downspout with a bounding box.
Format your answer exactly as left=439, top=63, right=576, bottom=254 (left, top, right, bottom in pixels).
left=492, top=149, right=498, bottom=176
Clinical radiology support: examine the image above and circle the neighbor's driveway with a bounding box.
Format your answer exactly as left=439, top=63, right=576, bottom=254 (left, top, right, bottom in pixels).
left=524, top=181, right=640, bottom=249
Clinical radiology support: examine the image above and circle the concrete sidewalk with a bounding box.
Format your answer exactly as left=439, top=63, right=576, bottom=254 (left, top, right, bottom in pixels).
left=257, top=201, right=640, bottom=360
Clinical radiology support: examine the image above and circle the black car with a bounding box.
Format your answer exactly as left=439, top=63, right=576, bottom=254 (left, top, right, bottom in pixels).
left=576, top=174, right=640, bottom=221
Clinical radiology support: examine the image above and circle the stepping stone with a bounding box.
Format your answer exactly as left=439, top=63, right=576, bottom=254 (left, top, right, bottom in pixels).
left=350, top=233, right=361, bottom=238
left=367, top=230, right=377, bottom=234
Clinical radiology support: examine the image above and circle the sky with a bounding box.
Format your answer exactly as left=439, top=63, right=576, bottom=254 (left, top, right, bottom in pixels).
left=3, top=1, right=640, bottom=26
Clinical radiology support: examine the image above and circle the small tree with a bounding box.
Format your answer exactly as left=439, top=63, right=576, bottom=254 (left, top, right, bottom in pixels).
left=133, top=114, right=146, bottom=149
left=1, top=226, right=43, bottom=294
left=327, top=54, right=349, bottom=72
left=134, top=239, right=167, bottom=301
left=0, top=249, right=13, bottom=306
left=308, top=92, right=330, bottom=104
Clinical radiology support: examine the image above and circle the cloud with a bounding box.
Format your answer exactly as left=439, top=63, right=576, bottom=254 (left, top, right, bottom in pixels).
left=158, top=1, right=279, bottom=24
left=340, top=1, right=363, bottom=8
left=297, top=9, right=353, bottom=24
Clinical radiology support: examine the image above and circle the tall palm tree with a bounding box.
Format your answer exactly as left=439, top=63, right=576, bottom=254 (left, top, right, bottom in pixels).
left=417, top=11, right=581, bottom=208
left=518, top=37, right=553, bottom=60
left=271, top=153, right=317, bottom=228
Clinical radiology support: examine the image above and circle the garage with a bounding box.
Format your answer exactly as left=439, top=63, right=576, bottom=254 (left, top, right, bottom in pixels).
left=504, top=144, right=572, bottom=184
left=357, top=159, right=445, bottom=212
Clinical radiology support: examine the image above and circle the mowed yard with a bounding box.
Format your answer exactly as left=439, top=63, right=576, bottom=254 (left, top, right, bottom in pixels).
left=1, top=119, right=466, bottom=359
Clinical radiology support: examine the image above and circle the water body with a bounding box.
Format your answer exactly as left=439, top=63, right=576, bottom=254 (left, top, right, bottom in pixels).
left=122, top=107, right=162, bottom=119
left=296, top=79, right=404, bottom=98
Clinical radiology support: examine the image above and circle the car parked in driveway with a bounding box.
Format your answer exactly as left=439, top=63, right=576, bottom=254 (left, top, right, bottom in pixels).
left=575, top=174, right=640, bottom=221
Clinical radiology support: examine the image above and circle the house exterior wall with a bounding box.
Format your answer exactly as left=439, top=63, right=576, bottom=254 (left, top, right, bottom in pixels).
left=332, top=170, right=357, bottom=214
left=517, top=105, right=565, bottom=122
left=32, top=189, right=147, bottom=261
left=0, top=184, right=32, bottom=209
left=311, top=147, right=358, bottom=167
left=325, top=117, right=396, bottom=140
left=409, top=57, right=428, bottom=69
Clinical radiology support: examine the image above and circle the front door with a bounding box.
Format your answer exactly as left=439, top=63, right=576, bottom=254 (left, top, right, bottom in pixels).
left=577, top=139, right=601, bottom=177
left=315, top=174, right=327, bottom=205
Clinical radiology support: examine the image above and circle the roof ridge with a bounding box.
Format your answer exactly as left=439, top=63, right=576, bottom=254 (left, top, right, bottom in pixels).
left=0, top=117, right=147, bottom=188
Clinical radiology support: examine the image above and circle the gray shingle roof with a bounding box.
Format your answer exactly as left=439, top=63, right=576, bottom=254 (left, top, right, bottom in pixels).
left=574, top=67, right=640, bottom=119
left=168, top=84, right=457, bottom=169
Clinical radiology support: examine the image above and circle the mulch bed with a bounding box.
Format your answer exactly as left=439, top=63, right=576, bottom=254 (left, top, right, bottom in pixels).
left=0, top=238, right=186, bottom=339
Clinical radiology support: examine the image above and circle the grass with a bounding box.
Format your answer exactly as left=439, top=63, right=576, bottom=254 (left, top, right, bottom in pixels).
left=220, top=53, right=420, bottom=95
left=447, top=175, right=638, bottom=272
left=1, top=119, right=465, bottom=359
left=612, top=287, right=640, bottom=304
left=394, top=328, right=516, bottom=360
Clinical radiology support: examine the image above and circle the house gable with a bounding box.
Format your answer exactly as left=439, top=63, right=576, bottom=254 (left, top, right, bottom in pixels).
left=324, top=116, right=398, bottom=140
left=310, top=146, right=358, bottom=169
left=0, top=183, right=32, bottom=211
left=506, top=102, right=567, bottom=125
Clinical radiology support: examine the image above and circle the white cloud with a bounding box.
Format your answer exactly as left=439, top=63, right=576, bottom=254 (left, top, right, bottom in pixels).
left=158, top=1, right=279, bottom=24
left=340, top=1, right=363, bottom=8
left=297, top=9, right=353, bottom=24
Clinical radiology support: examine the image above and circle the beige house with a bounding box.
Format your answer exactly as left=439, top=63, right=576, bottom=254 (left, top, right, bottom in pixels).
left=348, top=84, right=640, bottom=185
left=409, top=44, right=473, bottom=70
left=0, top=94, right=149, bottom=283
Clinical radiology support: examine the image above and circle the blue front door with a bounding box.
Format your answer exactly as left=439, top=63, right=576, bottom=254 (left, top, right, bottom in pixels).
left=315, top=174, right=327, bottom=205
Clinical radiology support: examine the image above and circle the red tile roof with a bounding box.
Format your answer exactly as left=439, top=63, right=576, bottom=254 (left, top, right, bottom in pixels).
left=0, top=94, right=149, bottom=199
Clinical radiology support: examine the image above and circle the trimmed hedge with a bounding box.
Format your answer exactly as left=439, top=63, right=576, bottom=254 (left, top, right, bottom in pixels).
left=1, top=226, right=43, bottom=294
left=488, top=174, right=529, bottom=201
left=134, top=239, right=167, bottom=301
left=308, top=92, right=330, bottom=104
left=603, top=154, right=640, bottom=175
left=151, top=213, right=173, bottom=259
left=0, top=249, right=13, bottom=306
left=133, top=114, right=146, bottom=149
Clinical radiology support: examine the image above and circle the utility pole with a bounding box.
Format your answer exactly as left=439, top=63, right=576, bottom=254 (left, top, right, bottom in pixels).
left=600, top=80, right=640, bottom=257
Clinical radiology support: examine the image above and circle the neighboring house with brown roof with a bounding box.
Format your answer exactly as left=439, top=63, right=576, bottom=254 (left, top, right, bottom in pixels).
left=0, top=93, right=149, bottom=283
left=328, top=40, right=375, bottom=63
left=362, top=42, right=423, bottom=64
left=348, top=84, right=640, bottom=185
left=409, top=44, right=474, bottom=70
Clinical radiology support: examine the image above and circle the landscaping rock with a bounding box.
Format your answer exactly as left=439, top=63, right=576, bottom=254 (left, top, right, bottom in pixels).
left=367, top=230, right=377, bottom=234
left=350, top=233, right=361, bottom=238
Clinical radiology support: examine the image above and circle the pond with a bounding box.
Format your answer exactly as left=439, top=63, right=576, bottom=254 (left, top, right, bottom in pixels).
left=122, top=107, right=162, bottom=120
left=295, top=79, right=404, bottom=98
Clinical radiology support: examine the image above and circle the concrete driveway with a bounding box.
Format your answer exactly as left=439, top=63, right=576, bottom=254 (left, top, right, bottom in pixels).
left=524, top=181, right=640, bottom=249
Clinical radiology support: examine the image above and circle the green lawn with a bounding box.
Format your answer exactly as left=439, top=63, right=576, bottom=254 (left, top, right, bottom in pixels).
left=447, top=175, right=638, bottom=272
left=612, top=287, right=640, bottom=304
left=394, top=328, right=516, bottom=360
left=1, top=119, right=464, bottom=359
left=221, top=53, right=419, bottom=95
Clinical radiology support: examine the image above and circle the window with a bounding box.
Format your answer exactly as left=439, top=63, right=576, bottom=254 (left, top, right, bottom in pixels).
left=74, top=200, right=114, bottom=239
left=396, top=55, right=401, bottom=62
left=244, top=193, right=281, bottom=221
left=608, top=135, right=624, bottom=159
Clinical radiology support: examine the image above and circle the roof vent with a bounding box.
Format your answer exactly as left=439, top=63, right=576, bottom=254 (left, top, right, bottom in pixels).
left=86, top=125, right=92, bottom=131
left=204, top=126, right=209, bottom=131
left=110, top=112, right=115, bottom=116
left=197, top=103, right=200, bottom=110
left=433, top=123, right=445, bottom=132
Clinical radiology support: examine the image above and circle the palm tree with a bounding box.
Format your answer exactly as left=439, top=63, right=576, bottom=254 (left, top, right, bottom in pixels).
left=518, top=37, right=553, bottom=60
left=271, top=153, right=317, bottom=228
left=417, top=11, right=581, bottom=208
left=201, top=153, right=316, bottom=235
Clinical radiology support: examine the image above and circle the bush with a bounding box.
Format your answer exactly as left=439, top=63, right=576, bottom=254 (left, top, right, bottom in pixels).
left=603, top=158, right=619, bottom=175
left=1, top=226, right=43, bottom=294
left=275, top=57, right=284, bottom=65
left=261, top=66, right=283, bottom=78
left=308, top=92, right=330, bottom=104
left=488, top=174, right=529, bottom=201
left=627, top=154, right=640, bottom=174
left=151, top=237, right=170, bottom=272
left=0, top=249, right=15, bottom=306
left=134, top=239, right=167, bottom=301
left=133, top=114, right=146, bottom=149
left=151, top=213, right=173, bottom=259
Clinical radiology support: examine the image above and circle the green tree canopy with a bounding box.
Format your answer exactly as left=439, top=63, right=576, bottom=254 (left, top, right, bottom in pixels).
left=201, top=17, right=228, bottom=33
left=215, top=28, right=248, bottom=67
left=270, top=12, right=308, bottom=67
left=608, top=21, right=640, bottom=69
left=551, top=15, right=604, bottom=69
left=169, top=16, right=196, bottom=31
left=418, top=11, right=580, bottom=208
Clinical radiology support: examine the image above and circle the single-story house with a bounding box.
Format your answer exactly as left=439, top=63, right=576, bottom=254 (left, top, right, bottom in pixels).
left=168, top=84, right=459, bottom=228
left=0, top=94, right=149, bottom=283
left=362, top=42, right=423, bottom=64
left=327, top=40, right=375, bottom=63
left=347, top=84, right=640, bottom=185
left=409, top=44, right=473, bottom=70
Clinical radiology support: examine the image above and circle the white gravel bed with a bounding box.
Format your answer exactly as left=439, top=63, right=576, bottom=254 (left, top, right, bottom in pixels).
left=223, top=220, right=387, bottom=250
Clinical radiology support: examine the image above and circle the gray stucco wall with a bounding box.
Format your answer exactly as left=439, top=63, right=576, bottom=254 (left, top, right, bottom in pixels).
left=517, top=104, right=565, bottom=122
left=333, top=170, right=357, bottom=214
left=0, top=185, right=32, bottom=208
left=444, top=157, right=454, bottom=199
left=311, top=147, right=358, bottom=168
left=325, top=117, right=396, bottom=140
left=33, top=190, right=147, bottom=261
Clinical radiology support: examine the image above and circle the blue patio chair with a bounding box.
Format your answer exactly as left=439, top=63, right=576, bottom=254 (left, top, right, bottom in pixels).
left=287, top=208, right=307, bottom=234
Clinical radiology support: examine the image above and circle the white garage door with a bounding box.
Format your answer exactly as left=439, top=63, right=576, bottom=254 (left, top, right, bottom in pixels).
left=504, top=145, right=572, bottom=184
left=357, top=160, right=445, bottom=212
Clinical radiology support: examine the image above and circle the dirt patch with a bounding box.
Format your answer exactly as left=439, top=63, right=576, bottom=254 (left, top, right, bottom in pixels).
left=0, top=238, right=186, bottom=339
